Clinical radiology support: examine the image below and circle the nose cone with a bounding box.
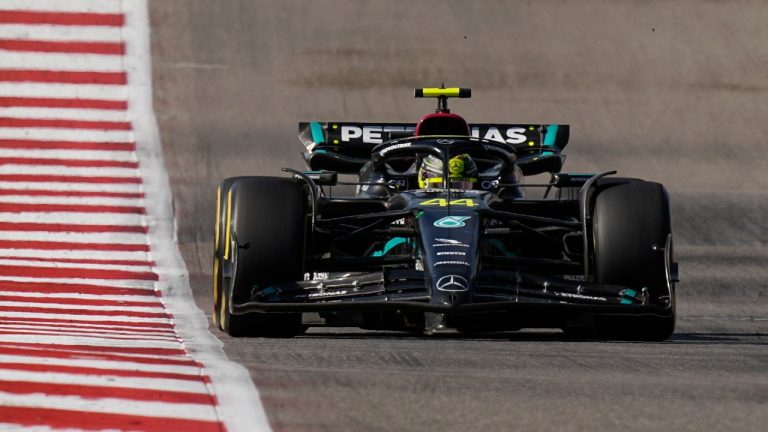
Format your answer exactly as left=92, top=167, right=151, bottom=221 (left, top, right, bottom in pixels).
left=416, top=210, right=479, bottom=307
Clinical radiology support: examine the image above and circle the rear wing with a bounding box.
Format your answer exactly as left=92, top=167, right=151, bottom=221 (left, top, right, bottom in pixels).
left=298, top=122, right=569, bottom=175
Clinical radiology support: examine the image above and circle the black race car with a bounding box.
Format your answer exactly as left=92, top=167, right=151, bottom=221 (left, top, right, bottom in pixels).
left=212, top=87, right=678, bottom=340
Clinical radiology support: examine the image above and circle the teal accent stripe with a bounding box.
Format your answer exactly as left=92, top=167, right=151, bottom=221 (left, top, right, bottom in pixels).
left=488, top=239, right=517, bottom=257
left=543, top=124, right=558, bottom=147
left=372, top=237, right=408, bottom=257
left=310, top=122, right=325, bottom=144
left=620, top=289, right=638, bottom=304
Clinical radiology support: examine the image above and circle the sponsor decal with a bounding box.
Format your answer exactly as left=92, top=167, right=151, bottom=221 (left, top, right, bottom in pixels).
left=309, top=290, right=348, bottom=298
left=378, top=142, right=412, bottom=156
left=331, top=124, right=534, bottom=146
left=434, top=261, right=471, bottom=267
left=470, top=126, right=529, bottom=144
left=433, top=238, right=471, bottom=247
left=434, top=237, right=461, bottom=244
left=437, top=251, right=466, bottom=256
left=449, top=157, right=464, bottom=174
left=433, top=216, right=471, bottom=228
left=554, top=292, right=607, bottom=302
left=340, top=125, right=415, bottom=144
left=435, top=275, right=469, bottom=292
left=304, top=272, right=330, bottom=281
left=481, top=144, right=512, bottom=155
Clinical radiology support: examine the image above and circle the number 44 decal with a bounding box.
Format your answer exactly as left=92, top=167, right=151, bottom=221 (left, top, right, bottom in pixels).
left=420, top=198, right=478, bottom=207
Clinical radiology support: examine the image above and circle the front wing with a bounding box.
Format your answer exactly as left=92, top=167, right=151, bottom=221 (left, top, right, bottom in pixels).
left=230, top=269, right=674, bottom=321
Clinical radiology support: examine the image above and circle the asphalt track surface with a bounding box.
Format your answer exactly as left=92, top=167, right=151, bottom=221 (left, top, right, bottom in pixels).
left=149, top=1, right=768, bottom=431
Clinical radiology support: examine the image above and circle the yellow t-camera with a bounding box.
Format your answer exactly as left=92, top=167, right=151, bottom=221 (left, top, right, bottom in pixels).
left=414, top=87, right=471, bottom=98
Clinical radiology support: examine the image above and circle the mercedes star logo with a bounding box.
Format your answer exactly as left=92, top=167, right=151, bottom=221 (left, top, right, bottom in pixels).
left=436, top=275, right=469, bottom=292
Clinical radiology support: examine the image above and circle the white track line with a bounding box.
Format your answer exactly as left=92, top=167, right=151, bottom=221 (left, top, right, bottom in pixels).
left=0, top=262, right=153, bottom=273
left=0, top=108, right=128, bottom=122
left=0, top=321, right=167, bottom=334
left=0, top=251, right=151, bottom=262
left=0, top=321, right=174, bottom=336
left=0, top=149, right=137, bottom=161
left=0, top=52, right=123, bottom=72
left=0, top=355, right=201, bottom=376
left=0, top=312, right=168, bottom=324
left=0, top=24, right=124, bottom=42
left=0, top=370, right=207, bottom=394
left=0, top=300, right=163, bottom=313
left=0, top=128, right=133, bottom=143
left=0, top=231, right=148, bottom=244
left=0, top=196, right=144, bottom=206
left=0, top=164, right=138, bottom=177
left=0, top=329, right=179, bottom=344
left=0, top=343, right=192, bottom=362
left=0, top=393, right=220, bottom=422
left=0, top=338, right=178, bottom=352
left=0, top=212, right=145, bottom=224
left=0, top=83, right=127, bottom=100
left=0, top=291, right=158, bottom=302
left=0, top=183, right=142, bottom=193
left=0, top=323, right=175, bottom=337
left=0, top=0, right=123, bottom=13
left=0, top=274, right=155, bottom=289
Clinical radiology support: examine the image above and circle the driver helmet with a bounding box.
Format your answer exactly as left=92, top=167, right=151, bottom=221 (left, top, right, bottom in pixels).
left=418, top=153, right=479, bottom=189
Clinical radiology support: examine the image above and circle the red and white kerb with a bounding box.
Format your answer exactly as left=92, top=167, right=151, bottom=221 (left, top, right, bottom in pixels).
left=0, top=1, right=268, bottom=430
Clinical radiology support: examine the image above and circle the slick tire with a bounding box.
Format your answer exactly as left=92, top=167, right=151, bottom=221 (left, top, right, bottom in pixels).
left=217, top=177, right=306, bottom=337
left=592, top=181, right=676, bottom=341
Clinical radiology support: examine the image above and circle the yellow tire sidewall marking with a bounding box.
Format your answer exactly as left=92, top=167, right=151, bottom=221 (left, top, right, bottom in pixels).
left=212, top=256, right=221, bottom=325
left=214, top=186, right=221, bottom=252
left=224, top=188, right=233, bottom=260
left=220, top=283, right=228, bottom=330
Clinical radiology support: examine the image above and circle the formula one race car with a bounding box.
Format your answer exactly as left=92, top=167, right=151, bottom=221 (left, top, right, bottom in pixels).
left=212, top=87, right=678, bottom=340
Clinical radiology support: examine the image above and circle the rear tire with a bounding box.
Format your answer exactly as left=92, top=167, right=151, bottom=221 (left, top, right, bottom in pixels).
left=592, top=181, right=676, bottom=341
left=217, top=177, right=306, bottom=337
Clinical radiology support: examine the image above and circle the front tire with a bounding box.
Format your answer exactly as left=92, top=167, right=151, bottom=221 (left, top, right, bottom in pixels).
left=216, top=177, right=306, bottom=337
left=592, top=181, right=676, bottom=341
